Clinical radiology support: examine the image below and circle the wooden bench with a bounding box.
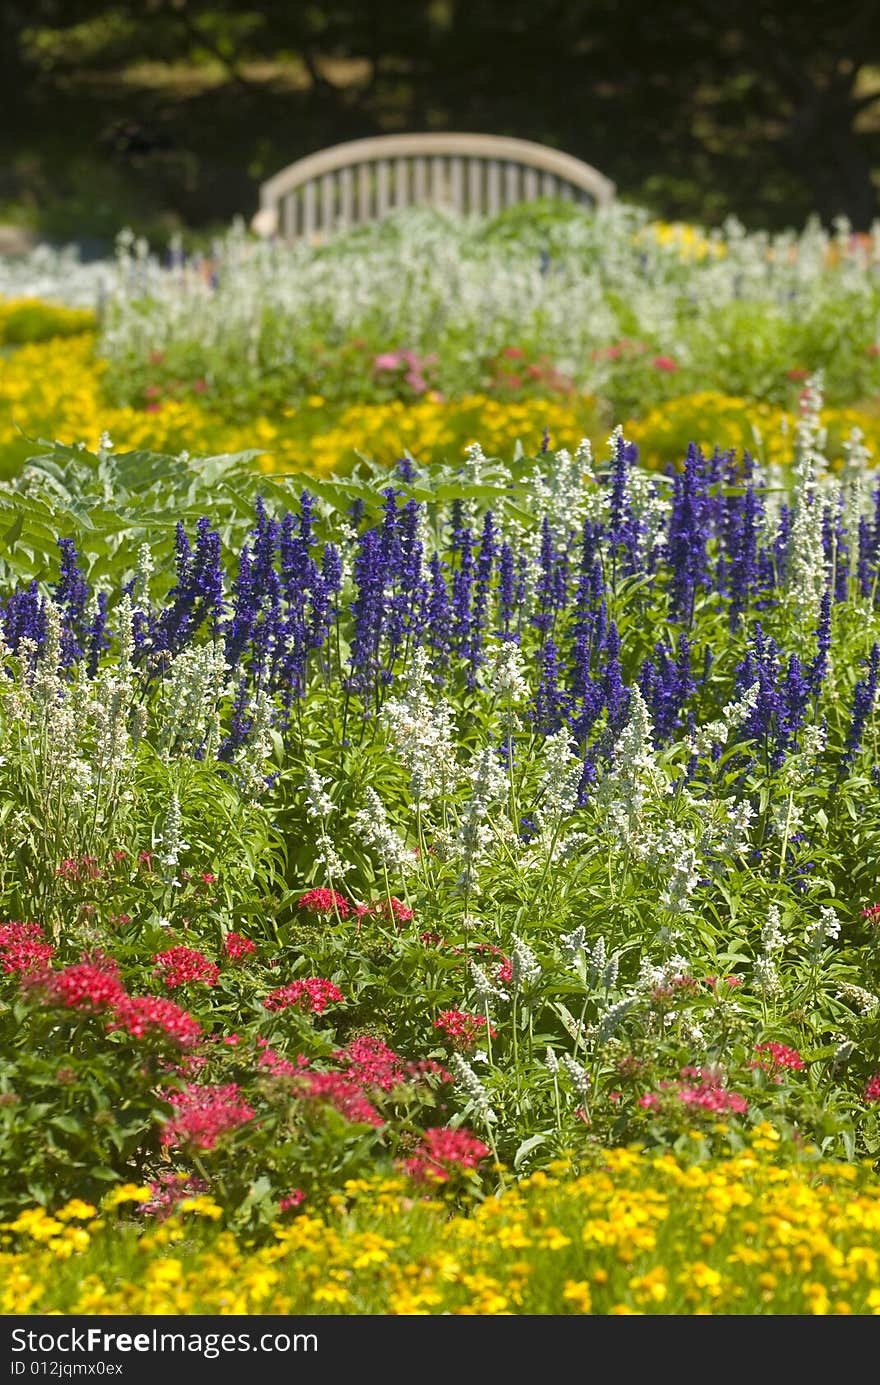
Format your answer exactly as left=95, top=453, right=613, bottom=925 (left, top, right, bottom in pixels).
left=252, top=132, right=615, bottom=240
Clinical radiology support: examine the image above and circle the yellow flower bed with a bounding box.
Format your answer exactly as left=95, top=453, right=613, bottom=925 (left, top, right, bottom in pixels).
left=626, top=390, right=880, bottom=471
left=0, top=335, right=601, bottom=476
left=4, top=1136, right=880, bottom=1315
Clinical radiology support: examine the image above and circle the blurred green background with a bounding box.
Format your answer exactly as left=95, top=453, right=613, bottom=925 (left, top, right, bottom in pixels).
left=2, top=0, right=880, bottom=249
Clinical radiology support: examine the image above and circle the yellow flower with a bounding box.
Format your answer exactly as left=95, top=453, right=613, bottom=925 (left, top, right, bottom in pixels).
left=562, top=1280, right=592, bottom=1312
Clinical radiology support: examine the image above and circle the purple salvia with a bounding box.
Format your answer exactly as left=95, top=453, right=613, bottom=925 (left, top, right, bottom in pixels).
left=839, top=643, right=880, bottom=776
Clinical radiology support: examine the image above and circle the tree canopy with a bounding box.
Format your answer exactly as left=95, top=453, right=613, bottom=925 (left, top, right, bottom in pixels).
left=3, top=0, right=880, bottom=240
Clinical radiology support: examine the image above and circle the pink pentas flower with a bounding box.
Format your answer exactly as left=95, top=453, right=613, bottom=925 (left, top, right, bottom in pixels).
left=154, top=946, right=219, bottom=989
left=374, top=351, right=404, bottom=371
left=332, top=1035, right=406, bottom=1091
left=264, top=978, right=344, bottom=1014
left=297, top=888, right=349, bottom=920
left=298, top=1071, right=383, bottom=1127
left=652, top=355, right=679, bottom=372
left=141, top=1173, right=209, bottom=1220
left=279, top=1190, right=306, bottom=1212
left=26, top=955, right=125, bottom=1012
left=359, top=897, right=414, bottom=926
left=1, top=939, right=54, bottom=974
left=257, top=1044, right=302, bottom=1077
left=107, top=994, right=203, bottom=1048
left=861, top=904, right=880, bottom=921
left=863, top=1074, right=880, bottom=1103
left=0, top=921, right=53, bottom=975
left=224, top=932, right=256, bottom=961
left=751, top=1042, right=806, bottom=1073
left=161, top=1083, right=256, bottom=1150
left=434, top=1010, right=496, bottom=1051
left=56, top=855, right=103, bottom=883
left=401, top=1127, right=490, bottom=1183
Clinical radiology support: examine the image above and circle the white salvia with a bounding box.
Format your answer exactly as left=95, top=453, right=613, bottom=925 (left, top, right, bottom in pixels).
left=587, top=936, right=606, bottom=985
left=832, top=1039, right=855, bottom=1067
left=717, top=800, right=753, bottom=859
left=692, top=682, right=759, bottom=755
left=157, top=643, right=231, bottom=759
left=302, top=766, right=334, bottom=819
left=753, top=953, right=781, bottom=997
left=762, top=905, right=785, bottom=954
left=116, top=594, right=135, bottom=679
left=560, top=1054, right=591, bottom=1106
left=768, top=797, right=803, bottom=838
left=598, top=996, right=635, bottom=1042
left=599, top=686, right=659, bottom=846
left=157, top=792, right=185, bottom=867
left=530, top=440, right=595, bottom=535
left=836, top=982, right=878, bottom=1015
left=134, top=544, right=154, bottom=604
left=553, top=830, right=590, bottom=864
left=382, top=647, right=458, bottom=806
left=560, top=925, right=587, bottom=962
left=657, top=827, right=700, bottom=915
left=786, top=375, right=828, bottom=628
left=602, top=954, right=620, bottom=992
left=469, top=959, right=509, bottom=1004
left=483, top=639, right=530, bottom=706
left=234, top=690, right=275, bottom=800
left=314, top=830, right=351, bottom=880
left=804, top=905, right=841, bottom=952
left=354, top=786, right=412, bottom=873
left=511, top=934, right=542, bottom=991
left=545, top=1047, right=559, bottom=1076
left=799, top=722, right=827, bottom=761
left=451, top=1052, right=496, bottom=1122
left=454, top=745, right=508, bottom=895
left=638, top=954, right=691, bottom=991
left=537, top=727, right=582, bottom=827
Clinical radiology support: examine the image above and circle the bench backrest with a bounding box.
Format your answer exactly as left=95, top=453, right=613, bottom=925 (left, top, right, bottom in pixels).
left=252, top=132, right=615, bottom=239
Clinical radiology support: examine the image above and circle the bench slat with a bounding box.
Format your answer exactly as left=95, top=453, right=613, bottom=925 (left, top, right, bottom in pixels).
left=256, top=133, right=615, bottom=239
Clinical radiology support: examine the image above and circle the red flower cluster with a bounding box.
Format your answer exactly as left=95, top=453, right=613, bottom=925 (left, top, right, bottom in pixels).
left=434, top=1010, right=496, bottom=1051
left=0, top=921, right=54, bottom=975
left=652, top=355, right=679, bottom=372
left=56, top=855, right=103, bottom=883
left=224, top=932, right=256, bottom=961
left=640, top=1068, right=748, bottom=1116
left=19, top=941, right=204, bottom=1049
left=861, top=904, right=880, bottom=921
left=466, top=942, right=513, bottom=984
left=279, top=1190, right=306, bottom=1212
left=864, top=1074, right=880, bottom=1103
left=752, top=1042, right=806, bottom=1073
left=26, top=955, right=125, bottom=1012
left=677, top=1082, right=748, bottom=1115
left=356, top=897, right=414, bottom=926
left=264, top=978, right=344, bottom=1014
left=256, top=1039, right=310, bottom=1077
left=590, top=339, right=649, bottom=363
left=332, top=1036, right=406, bottom=1091
left=705, top=975, right=743, bottom=990
left=297, top=1071, right=383, bottom=1127
left=154, top=946, right=219, bottom=989
left=401, top=1127, right=490, bottom=1183
left=296, top=889, right=349, bottom=919
left=161, top=1083, right=256, bottom=1150
left=108, top=995, right=203, bottom=1048
left=141, top=1173, right=209, bottom=1220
